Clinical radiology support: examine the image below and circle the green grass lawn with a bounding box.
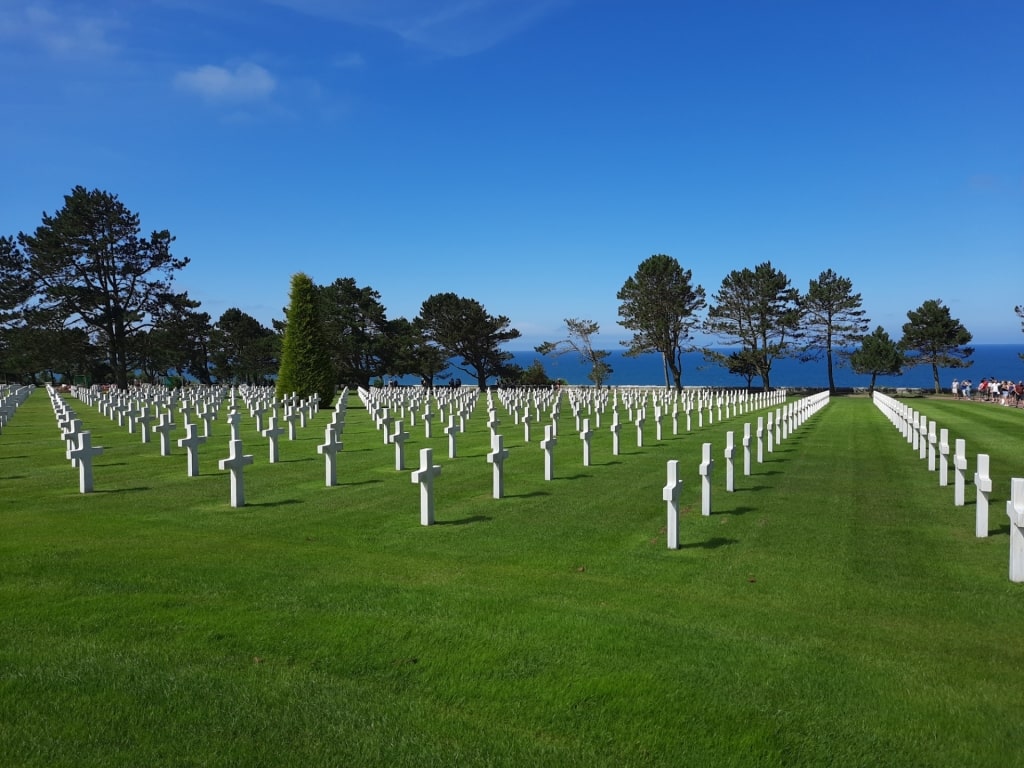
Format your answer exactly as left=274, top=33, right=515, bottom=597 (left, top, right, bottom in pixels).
left=1, top=388, right=1022, bottom=767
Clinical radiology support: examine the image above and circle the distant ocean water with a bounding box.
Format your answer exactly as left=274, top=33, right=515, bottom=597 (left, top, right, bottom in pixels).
left=497, top=344, right=1024, bottom=390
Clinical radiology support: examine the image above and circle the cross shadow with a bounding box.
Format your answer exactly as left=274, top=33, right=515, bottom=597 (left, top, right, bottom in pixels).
left=437, top=515, right=492, bottom=526
left=506, top=490, right=550, bottom=499
left=96, top=486, right=151, bottom=493
left=248, top=498, right=302, bottom=508
left=681, top=536, right=738, bottom=550
left=341, top=478, right=384, bottom=487
left=720, top=506, right=755, bottom=515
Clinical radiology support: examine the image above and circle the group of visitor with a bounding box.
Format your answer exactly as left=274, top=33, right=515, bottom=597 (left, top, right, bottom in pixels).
left=951, top=377, right=1024, bottom=406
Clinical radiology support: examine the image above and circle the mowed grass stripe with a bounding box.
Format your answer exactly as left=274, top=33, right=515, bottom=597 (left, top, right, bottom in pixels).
left=1, top=390, right=1023, bottom=767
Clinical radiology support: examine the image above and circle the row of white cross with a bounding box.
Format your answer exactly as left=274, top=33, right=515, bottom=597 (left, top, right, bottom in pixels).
left=0, top=384, right=34, bottom=435
left=44, top=382, right=826, bottom=540
left=872, top=391, right=1024, bottom=582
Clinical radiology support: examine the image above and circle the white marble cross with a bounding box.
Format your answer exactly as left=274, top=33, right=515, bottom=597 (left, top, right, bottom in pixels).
left=487, top=434, right=510, bottom=499
left=177, top=422, right=207, bottom=477
left=756, top=416, right=765, bottom=463
left=390, top=419, right=410, bottom=471
left=579, top=417, right=593, bottom=467
left=953, top=438, right=967, bottom=506
left=699, top=442, right=714, bottom=516
left=218, top=438, right=254, bottom=507
left=663, top=459, right=682, bottom=550
left=154, top=413, right=175, bottom=457
left=262, top=415, right=285, bottom=464
left=742, top=422, right=752, bottom=476
left=137, top=407, right=155, bottom=444
left=1007, top=477, right=1024, bottom=582
left=610, top=413, right=621, bottom=456
left=445, top=415, right=460, bottom=459
left=68, top=431, right=104, bottom=493
left=317, top=424, right=343, bottom=486
left=974, top=453, right=991, bottom=538
left=723, top=431, right=736, bottom=492
left=540, top=424, right=557, bottom=481
left=938, top=428, right=950, bottom=486
left=226, top=408, right=242, bottom=441
left=927, top=420, right=937, bottom=471
left=411, top=447, right=442, bottom=526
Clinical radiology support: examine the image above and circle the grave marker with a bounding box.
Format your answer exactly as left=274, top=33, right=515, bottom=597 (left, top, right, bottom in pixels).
left=487, top=434, right=510, bottom=499
left=1007, top=478, right=1024, bottom=582
left=540, top=424, right=557, bottom=481
left=411, top=448, right=442, bottom=526
left=68, top=431, right=104, bottom=494
left=974, top=454, right=991, bottom=538
left=317, top=424, right=343, bottom=486
left=177, top=422, right=207, bottom=477
left=663, top=459, right=682, bottom=550
left=699, top=442, right=714, bottom=516
left=954, top=438, right=967, bottom=507
left=218, top=439, right=254, bottom=507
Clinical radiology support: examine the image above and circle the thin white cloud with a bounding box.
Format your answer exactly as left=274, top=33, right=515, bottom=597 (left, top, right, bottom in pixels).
left=0, top=2, right=119, bottom=57
left=263, top=0, right=573, bottom=57
left=332, top=51, right=366, bottom=69
left=174, top=62, right=277, bottom=102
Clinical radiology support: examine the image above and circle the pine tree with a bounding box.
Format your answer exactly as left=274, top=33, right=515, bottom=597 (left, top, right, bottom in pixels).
left=276, top=273, right=336, bottom=408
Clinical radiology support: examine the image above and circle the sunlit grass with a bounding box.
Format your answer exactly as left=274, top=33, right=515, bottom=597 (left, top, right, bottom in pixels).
left=1, top=388, right=1022, bottom=767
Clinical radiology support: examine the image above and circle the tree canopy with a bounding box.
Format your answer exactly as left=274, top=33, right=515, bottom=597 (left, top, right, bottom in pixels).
left=801, top=269, right=869, bottom=393
left=849, top=325, right=903, bottom=392
left=617, top=254, right=705, bottom=391
left=17, top=186, right=192, bottom=388
left=899, top=299, right=973, bottom=394
left=536, top=318, right=613, bottom=386
left=704, top=261, right=800, bottom=390
left=417, top=293, right=520, bottom=389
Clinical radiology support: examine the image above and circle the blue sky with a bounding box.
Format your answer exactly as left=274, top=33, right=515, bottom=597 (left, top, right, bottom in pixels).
left=1, top=0, right=1021, bottom=348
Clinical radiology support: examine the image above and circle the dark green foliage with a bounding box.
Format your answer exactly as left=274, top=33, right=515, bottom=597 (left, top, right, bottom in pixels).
left=536, top=318, right=613, bottom=385
left=318, top=277, right=422, bottom=388
left=801, top=269, right=869, bottom=393
left=850, top=325, right=904, bottom=392
left=899, top=299, right=973, bottom=394
left=211, top=308, right=278, bottom=385
left=417, top=292, right=520, bottom=389
left=0, top=236, right=31, bottom=327
left=704, top=261, right=801, bottom=390
left=17, top=186, right=192, bottom=388
left=276, top=273, right=335, bottom=407
left=616, top=255, right=705, bottom=390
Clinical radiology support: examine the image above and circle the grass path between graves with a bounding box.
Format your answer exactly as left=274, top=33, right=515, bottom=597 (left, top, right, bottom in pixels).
left=1, top=389, right=1022, bottom=767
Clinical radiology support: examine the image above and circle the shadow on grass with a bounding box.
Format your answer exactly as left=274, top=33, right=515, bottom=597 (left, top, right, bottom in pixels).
left=506, top=490, right=551, bottom=499
left=96, top=486, right=151, bottom=493
left=248, top=499, right=303, bottom=508
left=681, top=536, right=738, bottom=550
left=437, top=515, right=492, bottom=526
left=722, top=506, right=756, bottom=516
left=341, top=478, right=384, bottom=487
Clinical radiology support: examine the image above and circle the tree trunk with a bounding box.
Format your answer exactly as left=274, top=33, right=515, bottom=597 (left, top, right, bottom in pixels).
left=826, top=346, right=836, bottom=394
left=931, top=363, right=941, bottom=394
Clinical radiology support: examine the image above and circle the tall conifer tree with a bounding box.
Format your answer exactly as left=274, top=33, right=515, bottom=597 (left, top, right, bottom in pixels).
left=276, top=273, right=335, bottom=408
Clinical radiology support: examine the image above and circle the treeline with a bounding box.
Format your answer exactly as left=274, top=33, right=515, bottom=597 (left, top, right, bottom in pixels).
left=2, top=187, right=994, bottom=394
left=0, top=187, right=524, bottom=390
